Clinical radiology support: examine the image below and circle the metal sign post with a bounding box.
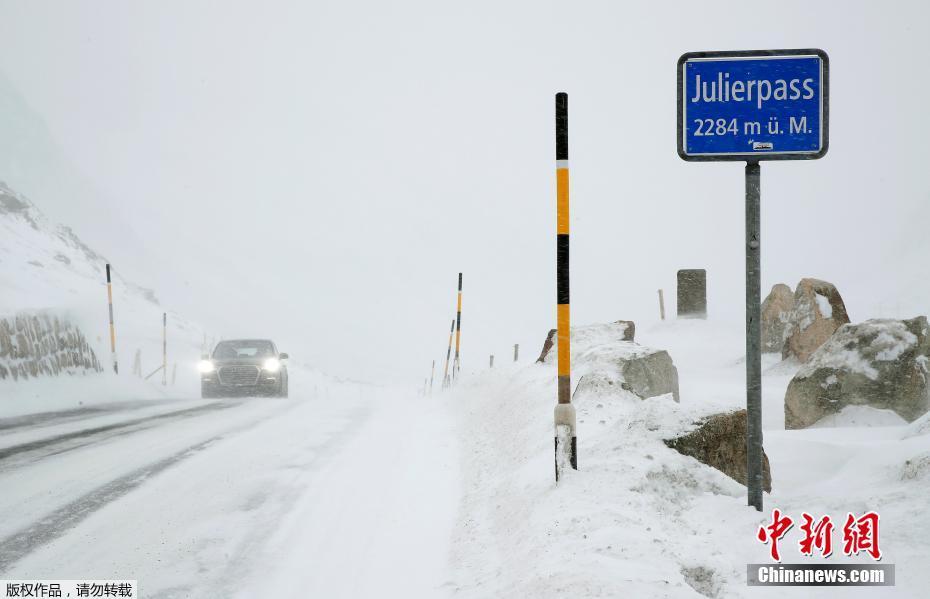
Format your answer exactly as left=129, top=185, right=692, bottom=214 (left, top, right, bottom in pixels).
left=677, top=49, right=829, bottom=511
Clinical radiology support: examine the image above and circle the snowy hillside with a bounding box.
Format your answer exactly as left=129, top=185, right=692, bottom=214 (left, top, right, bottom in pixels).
left=0, top=181, right=206, bottom=414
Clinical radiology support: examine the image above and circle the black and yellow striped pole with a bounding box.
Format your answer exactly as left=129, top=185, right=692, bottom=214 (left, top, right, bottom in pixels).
left=453, top=272, right=463, bottom=380
left=105, top=264, right=118, bottom=374
left=161, top=312, right=167, bottom=386
left=442, top=318, right=454, bottom=388
left=554, top=92, right=577, bottom=481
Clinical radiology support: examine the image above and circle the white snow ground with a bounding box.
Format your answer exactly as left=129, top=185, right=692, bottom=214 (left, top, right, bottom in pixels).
left=0, top=376, right=459, bottom=599
left=444, top=317, right=930, bottom=598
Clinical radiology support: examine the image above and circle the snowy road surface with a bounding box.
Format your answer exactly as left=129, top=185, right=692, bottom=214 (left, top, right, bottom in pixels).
left=0, top=383, right=459, bottom=598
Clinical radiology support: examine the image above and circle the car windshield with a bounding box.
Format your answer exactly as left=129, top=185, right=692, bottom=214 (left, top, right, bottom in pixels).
left=213, top=340, right=275, bottom=359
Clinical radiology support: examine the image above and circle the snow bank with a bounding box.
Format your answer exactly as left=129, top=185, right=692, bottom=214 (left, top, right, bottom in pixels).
left=447, top=317, right=930, bottom=598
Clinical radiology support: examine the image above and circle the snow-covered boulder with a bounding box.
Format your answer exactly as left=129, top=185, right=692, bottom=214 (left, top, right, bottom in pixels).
left=761, top=283, right=794, bottom=352
left=539, top=321, right=679, bottom=402
left=784, top=317, right=930, bottom=429
left=664, top=409, right=772, bottom=492
left=782, top=278, right=850, bottom=362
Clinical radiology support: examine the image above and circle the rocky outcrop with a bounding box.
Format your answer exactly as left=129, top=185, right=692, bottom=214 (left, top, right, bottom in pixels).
left=782, top=278, right=850, bottom=362
left=761, top=283, right=795, bottom=353
left=665, top=410, right=772, bottom=492
left=0, top=313, right=102, bottom=380
left=784, top=317, right=930, bottom=429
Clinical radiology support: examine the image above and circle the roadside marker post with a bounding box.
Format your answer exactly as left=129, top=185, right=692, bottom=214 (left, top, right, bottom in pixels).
left=161, top=313, right=167, bottom=386
left=429, top=359, right=435, bottom=395
left=554, top=92, right=577, bottom=482
left=442, top=319, right=454, bottom=388
left=105, top=264, right=118, bottom=374
left=658, top=289, right=666, bottom=321
left=677, top=49, right=829, bottom=511
left=453, top=273, right=463, bottom=381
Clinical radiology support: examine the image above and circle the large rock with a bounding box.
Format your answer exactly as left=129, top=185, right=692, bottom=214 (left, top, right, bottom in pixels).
left=761, top=283, right=795, bottom=353
left=784, top=317, right=930, bottom=429
left=541, top=321, right=679, bottom=402
left=665, top=410, right=772, bottom=492
left=783, top=278, right=850, bottom=362
left=619, top=350, right=679, bottom=402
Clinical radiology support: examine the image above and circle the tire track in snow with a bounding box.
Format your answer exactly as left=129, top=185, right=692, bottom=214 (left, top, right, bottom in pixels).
left=0, top=401, right=238, bottom=469
left=0, top=399, right=302, bottom=574
left=0, top=400, right=184, bottom=433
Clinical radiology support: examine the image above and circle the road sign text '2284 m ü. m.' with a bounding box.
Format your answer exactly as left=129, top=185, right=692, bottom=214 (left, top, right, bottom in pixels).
left=678, top=49, right=828, bottom=160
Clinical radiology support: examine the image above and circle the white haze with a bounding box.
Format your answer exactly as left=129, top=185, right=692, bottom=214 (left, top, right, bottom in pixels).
left=0, top=0, right=927, bottom=384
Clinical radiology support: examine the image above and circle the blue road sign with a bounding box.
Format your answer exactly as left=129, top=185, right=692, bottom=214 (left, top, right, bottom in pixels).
left=677, top=50, right=828, bottom=161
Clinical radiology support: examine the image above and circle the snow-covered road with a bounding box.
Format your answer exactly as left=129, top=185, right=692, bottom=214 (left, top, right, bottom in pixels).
left=0, top=380, right=459, bottom=598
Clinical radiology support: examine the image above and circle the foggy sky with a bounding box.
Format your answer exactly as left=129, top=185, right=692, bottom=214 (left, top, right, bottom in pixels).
left=0, top=0, right=928, bottom=384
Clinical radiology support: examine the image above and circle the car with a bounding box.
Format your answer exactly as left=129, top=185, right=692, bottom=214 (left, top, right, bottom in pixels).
left=199, top=339, right=289, bottom=398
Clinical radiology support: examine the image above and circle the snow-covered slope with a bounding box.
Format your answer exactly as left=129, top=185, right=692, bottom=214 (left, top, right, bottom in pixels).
left=445, top=318, right=930, bottom=598
left=0, top=181, right=206, bottom=414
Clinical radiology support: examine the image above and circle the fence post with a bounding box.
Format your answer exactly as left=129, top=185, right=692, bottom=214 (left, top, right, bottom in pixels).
left=171, top=362, right=177, bottom=386
left=658, top=288, right=666, bottom=320
left=105, top=264, right=118, bottom=374
left=554, top=92, right=577, bottom=481
left=133, top=349, right=141, bottom=377
left=514, top=343, right=519, bottom=362
left=489, top=355, right=494, bottom=368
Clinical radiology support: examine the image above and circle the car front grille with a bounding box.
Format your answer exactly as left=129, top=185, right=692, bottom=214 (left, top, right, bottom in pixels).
left=218, top=365, right=261, bottom=386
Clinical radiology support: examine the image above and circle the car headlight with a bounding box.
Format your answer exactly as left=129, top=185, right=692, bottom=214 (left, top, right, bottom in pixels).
left=198, top=360, right=215, bottom=373
left=263, top=358, right=281, bottom=372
